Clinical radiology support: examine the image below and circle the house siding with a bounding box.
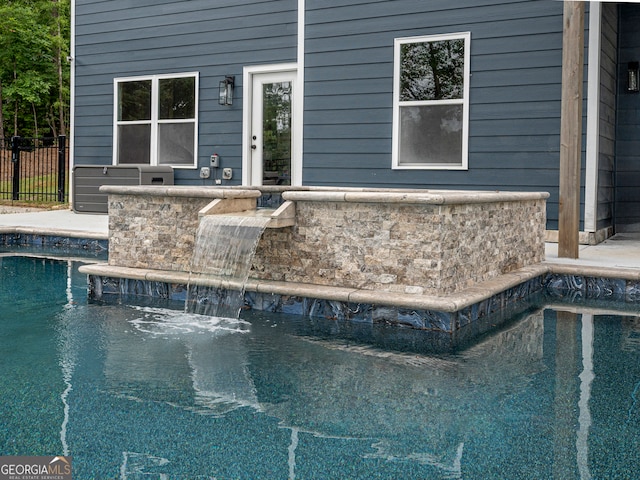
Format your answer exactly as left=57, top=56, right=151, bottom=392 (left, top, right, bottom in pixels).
left=73, top=0, right=595, bottom=231
left=303, top=0, right=585, bottom=230
left=616, top=3, right=640, bottom=232
left=73, top=0, right=298, bottom=182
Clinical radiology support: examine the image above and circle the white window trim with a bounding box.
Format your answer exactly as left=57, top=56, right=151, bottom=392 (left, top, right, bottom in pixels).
left=392, top=32, right=470, bottom=170
left=113, top=72, right=199, bottom=168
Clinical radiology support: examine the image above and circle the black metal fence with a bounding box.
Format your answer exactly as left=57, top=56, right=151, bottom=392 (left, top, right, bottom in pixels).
left=0, top=136, right=68, bottom=203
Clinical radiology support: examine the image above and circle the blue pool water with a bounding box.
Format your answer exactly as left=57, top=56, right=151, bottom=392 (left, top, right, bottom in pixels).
left=1, top=255, right=640, bottom=479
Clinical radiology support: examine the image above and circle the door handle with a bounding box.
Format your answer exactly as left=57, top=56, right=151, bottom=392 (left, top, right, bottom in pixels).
left=251, top=145, right=257, bottom=150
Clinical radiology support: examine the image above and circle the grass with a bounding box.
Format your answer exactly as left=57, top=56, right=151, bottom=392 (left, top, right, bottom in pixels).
left=0, top=200, right=68, bottom=209
left=0, top=173, right=68, bottom=206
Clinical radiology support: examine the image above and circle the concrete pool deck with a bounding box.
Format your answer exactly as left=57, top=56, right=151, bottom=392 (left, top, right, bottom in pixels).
left=2, top=207, right=640, bottom=314
left=0, top=208, right=109, bottom=240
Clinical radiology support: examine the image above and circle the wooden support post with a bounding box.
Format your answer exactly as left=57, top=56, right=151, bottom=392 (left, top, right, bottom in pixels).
left=558, top=1, right=585, bottom=258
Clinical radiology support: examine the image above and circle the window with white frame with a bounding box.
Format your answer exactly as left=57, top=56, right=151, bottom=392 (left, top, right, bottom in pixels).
left=393, top=33, right=470, bottom=169
left=114, top=73, right=198, bottom=167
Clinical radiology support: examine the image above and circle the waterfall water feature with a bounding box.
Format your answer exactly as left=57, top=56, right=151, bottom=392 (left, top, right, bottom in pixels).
left=186, top=214, right=270, bottom=318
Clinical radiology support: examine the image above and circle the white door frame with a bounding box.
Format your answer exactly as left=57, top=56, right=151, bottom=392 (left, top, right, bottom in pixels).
left=242, top=63, right=302, bottom=186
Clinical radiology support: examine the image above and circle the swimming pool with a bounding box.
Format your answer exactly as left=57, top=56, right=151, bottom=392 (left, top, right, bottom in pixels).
left=1, top=255, right=639, bottom=479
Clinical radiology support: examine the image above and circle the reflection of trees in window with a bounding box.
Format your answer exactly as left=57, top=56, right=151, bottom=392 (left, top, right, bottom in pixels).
left=262, top=82, right=291, bottom=179
left=400, top=39, right=464, bottom=101
left=159, top=77, right=195, bottom=119
left=118, top=80, right=151, bottom=121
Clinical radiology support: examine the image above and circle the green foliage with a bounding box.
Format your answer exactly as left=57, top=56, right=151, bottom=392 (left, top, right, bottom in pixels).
left=262, top=82, right=292, bottom=180
left=400, top=38, right=465, bottom=102
left=0, top=0, right=70, bottom=138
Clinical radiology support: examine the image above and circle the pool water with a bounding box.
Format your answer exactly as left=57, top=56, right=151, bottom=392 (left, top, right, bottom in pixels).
left=1, top=256, right=639, bottom=479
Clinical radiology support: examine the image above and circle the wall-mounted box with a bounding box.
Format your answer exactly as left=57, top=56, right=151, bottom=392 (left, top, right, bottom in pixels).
left=72, top=164, right=174, bottom=214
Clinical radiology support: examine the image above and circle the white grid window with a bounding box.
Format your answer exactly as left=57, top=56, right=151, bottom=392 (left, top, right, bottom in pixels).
left=392, top=33, right=470, bottom=170
left=114, top=72, right=198, bottom=168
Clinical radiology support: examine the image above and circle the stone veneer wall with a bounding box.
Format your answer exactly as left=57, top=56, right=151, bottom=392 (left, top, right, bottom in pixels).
left=108, top=194, right=212, bottom=271
left=104, top=187, right=548, bottom=296
left=255, top=196, right=547, bottom=295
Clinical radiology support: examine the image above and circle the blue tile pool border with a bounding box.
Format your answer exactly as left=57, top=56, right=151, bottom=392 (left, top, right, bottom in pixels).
left=87, top=274, right=547, bottom=333
left=86, top=274, right=547, bottom=356
left=543, top=273, right=640, bottom=304
left=0, top=233, right=108, bottom=252
left=87, top=270, right=640, bottom=333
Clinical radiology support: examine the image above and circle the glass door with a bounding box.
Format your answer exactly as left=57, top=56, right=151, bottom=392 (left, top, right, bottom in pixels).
left=250, top=71, right=296, bottom=186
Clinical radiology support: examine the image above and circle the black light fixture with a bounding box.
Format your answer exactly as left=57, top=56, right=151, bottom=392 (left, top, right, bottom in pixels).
left=219, top=75, right=235, bottom=105
left=628, top=62, right=639, bottom=92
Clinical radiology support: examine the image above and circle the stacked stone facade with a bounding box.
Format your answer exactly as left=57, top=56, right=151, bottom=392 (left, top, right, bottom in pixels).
left=255, top=199, right=546, bottom=295
left=105, top=187, right=547, bottom=296
left=108, top=194, right=211, bottom=271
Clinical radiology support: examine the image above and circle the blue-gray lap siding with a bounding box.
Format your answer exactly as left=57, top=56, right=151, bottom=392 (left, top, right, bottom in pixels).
left=303, top=0, right=588, bottom=230
left=616, top=3, right=640, bottom=232
left=74, top=0, right=589, bottom=230
left=73, top=0, right=298, bottom=183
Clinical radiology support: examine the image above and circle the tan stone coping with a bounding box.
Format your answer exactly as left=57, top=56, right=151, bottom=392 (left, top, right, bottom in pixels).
left=99, top=185, right=262, bottom=199
left=79, top=263, right=553, bottom=313
left=282, top=190, right=550, bottom=205
left=98, top=185, right=549, bottom=205
left=0, top=226, right=108, bottom=240
left=543, top=262, right=640, bottom=280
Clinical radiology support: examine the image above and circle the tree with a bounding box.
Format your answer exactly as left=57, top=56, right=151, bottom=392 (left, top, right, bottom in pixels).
left=0, top=0, right=70, bottom=139
left=400, top=38, right=465, bottom=102
left=48, top=0, right=71, bottom=137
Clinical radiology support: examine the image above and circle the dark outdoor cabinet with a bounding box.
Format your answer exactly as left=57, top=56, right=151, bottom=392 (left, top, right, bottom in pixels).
left=72, top=164, right=174, bottom=214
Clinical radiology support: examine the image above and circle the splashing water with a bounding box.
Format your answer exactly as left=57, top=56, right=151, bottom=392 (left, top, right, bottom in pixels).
left=128, top=306, right=251, bottom=336
left=186, top=214, right=270, bottom=318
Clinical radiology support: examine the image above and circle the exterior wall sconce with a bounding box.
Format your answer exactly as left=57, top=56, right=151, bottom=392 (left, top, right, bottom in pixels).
left=219, top=76, right=235, bottom=105
left=628, top=62, right=639, bottom=92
